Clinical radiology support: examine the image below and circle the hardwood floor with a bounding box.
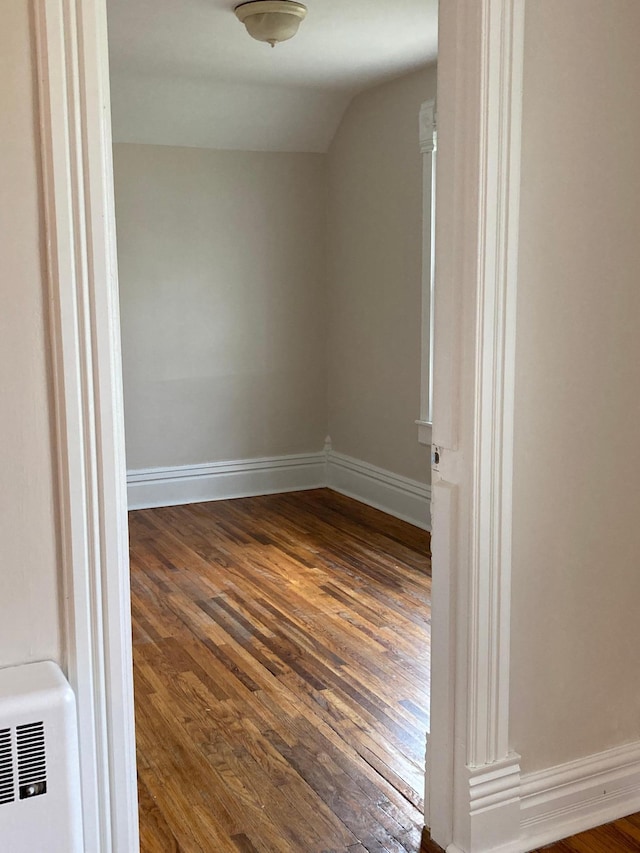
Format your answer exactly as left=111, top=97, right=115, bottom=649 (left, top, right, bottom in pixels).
left=531, top=814, right=640, bottom=852
left=129, top=488, right=434, bottom=853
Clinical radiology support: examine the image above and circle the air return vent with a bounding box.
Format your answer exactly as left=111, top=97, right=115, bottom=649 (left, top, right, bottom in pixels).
left=0, top=662, right=82, bottom=852
left=17, top=722, right=46, bottom=799
left=0, top=728, right=14, bottom=805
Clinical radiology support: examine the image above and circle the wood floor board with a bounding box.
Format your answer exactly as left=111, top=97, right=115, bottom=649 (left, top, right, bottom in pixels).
left=132, top=489, right=431, bottom=852
left=138, top=688, right=302, bottom=852
left=137, top=777, right=184, bottom=853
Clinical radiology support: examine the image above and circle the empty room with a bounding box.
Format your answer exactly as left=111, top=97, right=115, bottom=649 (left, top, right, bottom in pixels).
left=108, top=0, right=437, bottom=850
left=10, top=1, right=640, bottom=852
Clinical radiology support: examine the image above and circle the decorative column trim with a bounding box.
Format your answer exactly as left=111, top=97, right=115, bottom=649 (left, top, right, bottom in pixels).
left=428, top=0, right=526, bottom=850
left=462, top=755, right=522, bottom=851
left=467, top=0, right=524, bottom=770
left=462, top=0, right=525, bottom=848
left=417, top=99, right=437, bottom=445
left=34, top=0, right=139, bottom=850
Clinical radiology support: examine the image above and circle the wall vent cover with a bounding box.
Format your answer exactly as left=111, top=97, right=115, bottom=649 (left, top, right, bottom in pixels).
left=16, top=722, right=46, bottom=800
left=0, top=728, right=14, bottom=805
left=0, top=662, right=82, bottom=851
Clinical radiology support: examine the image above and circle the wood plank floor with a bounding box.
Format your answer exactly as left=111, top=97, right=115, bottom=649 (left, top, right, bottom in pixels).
left=129, top=488, right=435, bottom=853
left=532, top=813, right=640, bottom=852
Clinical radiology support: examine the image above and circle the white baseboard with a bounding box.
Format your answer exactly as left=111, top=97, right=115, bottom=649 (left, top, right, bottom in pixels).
left=442, top=743, right=640, bottom=853
left=518, top=740, right=640, bottom=852
left=127, top=448, right=432, bottom=531
left=127, top=452, right=326, bottom=510
left=326, top=450, right=431, bottom=531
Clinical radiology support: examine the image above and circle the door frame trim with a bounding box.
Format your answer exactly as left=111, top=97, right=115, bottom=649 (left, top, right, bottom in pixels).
left=34, top=0, right=138, bottom=850
left=427, top=1, right=525, bottom=850
left=34, top=0, right=525, bottom=850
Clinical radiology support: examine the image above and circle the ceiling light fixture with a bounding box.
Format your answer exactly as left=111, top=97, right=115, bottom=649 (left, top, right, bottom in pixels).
left=234, top=1, right=308, bottom=48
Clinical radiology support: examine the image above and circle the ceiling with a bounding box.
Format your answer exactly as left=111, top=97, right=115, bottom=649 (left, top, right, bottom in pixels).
left=107, top=0, right=438, bottom=153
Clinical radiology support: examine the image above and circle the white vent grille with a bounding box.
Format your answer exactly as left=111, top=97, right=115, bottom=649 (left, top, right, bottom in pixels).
left=0, top=662, right=82, bottom=851
left=16, top=723, right=46, bottom=799
left=0, top=728, right=14, bottom=805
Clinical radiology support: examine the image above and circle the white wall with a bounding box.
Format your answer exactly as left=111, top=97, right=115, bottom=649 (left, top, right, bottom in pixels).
left=326, top=66, right=436, bottom=483
left=0, top=0, right=61, bottom=667
left=113, top=144, right=328, bottom=470
left=114, top=68, right=436, bottom=489
left=510, top=0, right=640, bottom=773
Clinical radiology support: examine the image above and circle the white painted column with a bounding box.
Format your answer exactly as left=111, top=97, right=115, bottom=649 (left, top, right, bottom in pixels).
left=427, top=1, right=525, bottom=852
left=34, top=0, right=139, bottom=850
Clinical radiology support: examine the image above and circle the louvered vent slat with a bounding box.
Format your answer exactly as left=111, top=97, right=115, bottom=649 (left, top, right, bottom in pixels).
left=16, top=722, right=47, bottom=798
left=0, top=727, right=15, bottom=805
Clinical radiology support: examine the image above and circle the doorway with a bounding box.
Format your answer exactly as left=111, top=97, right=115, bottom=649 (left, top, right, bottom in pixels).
left=35, top=0, right=525, bottom=850
left=110, top=2, right=438, bottom=849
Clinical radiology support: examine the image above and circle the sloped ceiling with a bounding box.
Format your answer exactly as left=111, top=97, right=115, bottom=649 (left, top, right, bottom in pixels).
left=107, top=0, right=438, bottom=153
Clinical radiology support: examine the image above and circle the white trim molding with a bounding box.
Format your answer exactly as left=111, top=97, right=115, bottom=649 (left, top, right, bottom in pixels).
left=128, top=448, right=433, bottom=532
left=416, top=419, right=433, bottom=447
left=451, top=740, right=640, bottom=853
left=420, top=99, right=437, bottom=155
left=428, top=0, right=526, bottom=850
left=519, top=741, right=640, bottom=852
left=417, top=99, right=437, bottom=444
left=466, top=0, right=525, bottom=772
left=464, top=756, right=522, bottom=853
left=326, top=450, right=432, bottom=531
left=34, top=0, right=138, bottom=850
left=127, top=452, right=326, bottom=510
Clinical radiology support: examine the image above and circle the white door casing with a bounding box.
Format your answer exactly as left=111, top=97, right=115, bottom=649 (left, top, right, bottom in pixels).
left=427, top=1, right=525, bottom=852
left=34, top=0, right=139, bottom=850
left=32, top=0, right=525, bottom=851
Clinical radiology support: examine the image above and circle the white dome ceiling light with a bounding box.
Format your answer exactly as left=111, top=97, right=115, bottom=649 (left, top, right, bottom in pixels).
left=234, top=1, right=308, bottom=48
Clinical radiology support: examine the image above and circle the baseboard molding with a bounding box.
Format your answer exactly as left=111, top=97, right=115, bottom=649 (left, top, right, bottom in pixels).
left=326, top=451, right=431, bottom=531
left=441, top=743, right=640, bottom=853
left=519, top=740, right=640, bottom=852
left=128, top=449, right=432, bottom=530
left=127, top=452, right=326, bottom=510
